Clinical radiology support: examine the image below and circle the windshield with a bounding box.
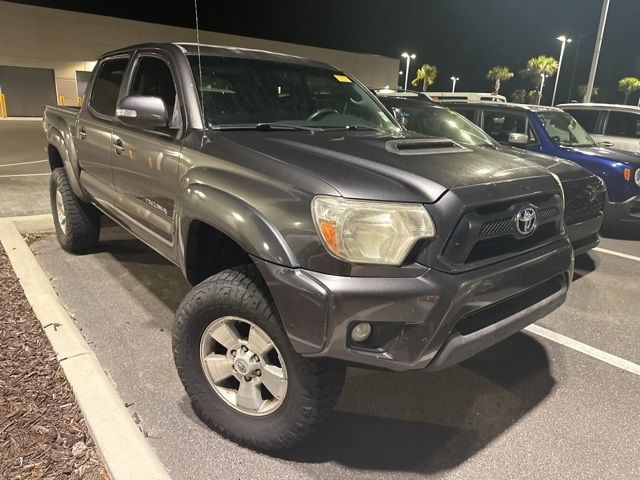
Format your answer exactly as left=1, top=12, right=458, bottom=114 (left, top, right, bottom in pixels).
left=392, top=102, right=496, bottom=147
left=188, top=55, right=398, bottom=131
left=536, top=111, right=595, bottom=147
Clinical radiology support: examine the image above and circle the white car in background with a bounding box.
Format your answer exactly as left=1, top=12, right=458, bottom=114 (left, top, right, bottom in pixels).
left=428, top=92, right=507, bottom=103
left=558, top=103, right=640, bottom=154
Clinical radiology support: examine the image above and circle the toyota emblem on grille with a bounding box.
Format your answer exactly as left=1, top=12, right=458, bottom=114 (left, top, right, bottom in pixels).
left=515, top=207, right=538, bottom=236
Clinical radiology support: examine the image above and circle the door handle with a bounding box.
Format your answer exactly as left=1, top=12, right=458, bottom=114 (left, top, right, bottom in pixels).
left=598, top=141, right=614, bottom=147
left=79, top=127, right=87, bottom=140
left=113, top=138, right=125, bottom=155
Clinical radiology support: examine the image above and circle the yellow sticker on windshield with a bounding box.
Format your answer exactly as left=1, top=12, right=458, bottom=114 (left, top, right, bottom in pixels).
left=333, top=74, right=352, bottom=83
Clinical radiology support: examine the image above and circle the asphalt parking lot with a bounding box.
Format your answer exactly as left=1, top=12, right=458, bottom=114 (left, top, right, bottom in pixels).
left=3, top=120, right=640, bottom=479
left=30, top=227, right=640, bottom=480
left=0, top=119, right=51, bottom=216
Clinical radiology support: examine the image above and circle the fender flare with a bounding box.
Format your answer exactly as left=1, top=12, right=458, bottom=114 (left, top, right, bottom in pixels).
left=176, top=183, right=298, bottom=273
left=47, top=126, right=88, bottom=202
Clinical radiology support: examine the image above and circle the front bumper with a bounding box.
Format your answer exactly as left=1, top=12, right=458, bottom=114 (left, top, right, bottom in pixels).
left=566, top=215, right=602, bottom=256
left=254, top=237, right=573, bottom=372
left=604, top=195, right=640, bottom=227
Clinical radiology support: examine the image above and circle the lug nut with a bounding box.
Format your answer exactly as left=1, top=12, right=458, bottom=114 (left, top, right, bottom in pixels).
left=230, top=350, right=237, bottom=357
left=241, top=345, right=248, bottom=353
left=256, top=369, right=261, bottom=377
left=252, top=354, right=259, bottom=362
left=244, top=376, right=251, bottom=382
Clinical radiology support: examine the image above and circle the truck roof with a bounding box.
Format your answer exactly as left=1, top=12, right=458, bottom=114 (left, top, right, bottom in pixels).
left=556, top=102, right=640, bottom=112
left=98, top=42, right=334, bottom=70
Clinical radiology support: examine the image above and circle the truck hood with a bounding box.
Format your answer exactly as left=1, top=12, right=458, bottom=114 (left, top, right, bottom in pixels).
left=212, top=130, right=554, bottom=203
left=503, top=147, right=595, bottom=182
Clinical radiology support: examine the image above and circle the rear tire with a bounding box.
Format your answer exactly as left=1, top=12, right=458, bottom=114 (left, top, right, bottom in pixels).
left=50, top=167, right=100, bottom=252
left=172, top=264, right=346, bottom=451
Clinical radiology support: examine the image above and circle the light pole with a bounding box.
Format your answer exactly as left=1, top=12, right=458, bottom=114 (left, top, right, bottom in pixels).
left=450, top=76, right=460, bottom=93
left=551, top=35, right=572, bottom=106
left=584, top=0, right=610, bottom=102
left=538, top=74, right=547, bottom=105
left=401, top=52, right=416, bottom=90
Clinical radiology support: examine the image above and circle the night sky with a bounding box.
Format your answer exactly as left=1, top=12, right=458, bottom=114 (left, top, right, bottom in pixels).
left=8, top=0, right=640, bottom=104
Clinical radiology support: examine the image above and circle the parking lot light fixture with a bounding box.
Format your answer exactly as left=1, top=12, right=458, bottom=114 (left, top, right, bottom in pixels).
left=552, top=35, right=572, bottom=106
left=450, top=76, right=460, bottom=93
left=401, top=52, right=416, bottom=90
left=539, top=73, right=547, bottom=105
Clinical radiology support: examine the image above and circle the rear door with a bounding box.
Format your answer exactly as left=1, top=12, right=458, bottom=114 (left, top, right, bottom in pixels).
left=601, top=110, right=640, bottom=153
left=77, top=55, right=130, bottom=207
left=110, top=51, right=183, bottom=254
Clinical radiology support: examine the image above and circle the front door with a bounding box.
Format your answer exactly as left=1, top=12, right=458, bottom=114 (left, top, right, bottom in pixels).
left=76, top=55, right=130, bottom=207
left=111, top=53, right=182, bottom=255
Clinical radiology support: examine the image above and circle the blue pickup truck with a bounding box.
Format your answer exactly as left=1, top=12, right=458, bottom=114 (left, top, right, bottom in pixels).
left=448, top=102, right=640, bottom=230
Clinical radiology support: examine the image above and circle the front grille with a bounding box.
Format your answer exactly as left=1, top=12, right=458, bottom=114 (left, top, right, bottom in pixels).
left=563, top=178, right=606, bottom=225
left=467, top=223, right=557, bottom=263
left=479, top=207, right=559, bottom=237
left=442, top=194, right=562, bottom=266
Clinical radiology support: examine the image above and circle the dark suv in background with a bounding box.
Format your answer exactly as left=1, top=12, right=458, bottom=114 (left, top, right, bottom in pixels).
left=377, top=93, right=605, bottom=255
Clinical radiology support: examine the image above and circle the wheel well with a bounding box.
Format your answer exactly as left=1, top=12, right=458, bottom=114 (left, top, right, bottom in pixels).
left=185, top=220, right=252, bottom=285
left=48, top=145, right=64, bottom=170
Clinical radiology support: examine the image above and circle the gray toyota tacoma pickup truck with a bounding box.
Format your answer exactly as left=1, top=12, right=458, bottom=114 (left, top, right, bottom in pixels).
left=43, top=43, right=574, bottom=450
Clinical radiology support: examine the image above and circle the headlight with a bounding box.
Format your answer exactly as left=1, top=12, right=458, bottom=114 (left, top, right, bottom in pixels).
left=311, top=195, right=435, bottom=265
left=635, top=168, right=640, bottom=187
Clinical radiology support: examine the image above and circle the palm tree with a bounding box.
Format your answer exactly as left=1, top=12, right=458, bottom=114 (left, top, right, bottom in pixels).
left=522, top=55, right=559, bottom=87
left=618, top=77, right=640, bottom=104
left=578, top=84, right=599, bottom=98
left=510, top=89, right=527, bottom=103
left=526, top=90, right=541, bottom=105
left=411, top=64, right=438, bottom=92
left=487, top=66, right=514, bottom=95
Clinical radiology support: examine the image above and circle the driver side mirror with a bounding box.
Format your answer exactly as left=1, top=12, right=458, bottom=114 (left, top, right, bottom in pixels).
left=508, top=132, right=529, bottom=147
left=391, top=107, right=407, bottom=127
left=116, top=95, right=168, bottom=129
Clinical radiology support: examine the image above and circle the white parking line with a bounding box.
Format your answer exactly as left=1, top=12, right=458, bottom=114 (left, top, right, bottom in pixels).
left=593, top=247, right=640, bottom=263
left=0, top=159, right=47, bottom=167
left=525, top=324, right=640, bottom=377
left=0, top=172, right=50, bottom=178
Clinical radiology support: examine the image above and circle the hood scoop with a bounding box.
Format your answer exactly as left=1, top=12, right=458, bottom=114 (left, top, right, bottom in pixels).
left=385, top=138, right=470, bottom=156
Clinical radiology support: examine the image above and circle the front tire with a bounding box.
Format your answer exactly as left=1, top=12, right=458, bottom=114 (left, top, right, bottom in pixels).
left=50, top=167, right=100, bottom=253
left=172, top=265, right=345, bottom=450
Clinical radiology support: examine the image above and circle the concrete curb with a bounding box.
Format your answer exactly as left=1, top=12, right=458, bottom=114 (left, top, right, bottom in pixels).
left=0, top=215, right=171, bottom=480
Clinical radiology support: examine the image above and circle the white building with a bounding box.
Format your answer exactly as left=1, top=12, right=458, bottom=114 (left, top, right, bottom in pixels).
left=0, top=1, right=399, bottom=116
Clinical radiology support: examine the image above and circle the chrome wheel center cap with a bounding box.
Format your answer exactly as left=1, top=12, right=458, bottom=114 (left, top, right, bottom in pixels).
left=233, top=348, right=261, bottom=378
left=235, top=360, right=249, bottom=374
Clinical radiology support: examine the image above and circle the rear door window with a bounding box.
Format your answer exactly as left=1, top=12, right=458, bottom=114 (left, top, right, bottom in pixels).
left=605, top=111, right=640, bottom=138
left=89, top=57, right=129, bottom=117
left=566, top=109, right=599, bottom=133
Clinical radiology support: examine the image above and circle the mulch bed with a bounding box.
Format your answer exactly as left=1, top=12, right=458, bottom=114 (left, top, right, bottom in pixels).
left=0, top=240, right=109, bottom=479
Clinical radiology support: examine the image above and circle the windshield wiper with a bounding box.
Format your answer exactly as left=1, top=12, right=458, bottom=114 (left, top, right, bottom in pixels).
left=208, top=123, right=319, bottom=131
left=319, top=125, right=380, bottom=131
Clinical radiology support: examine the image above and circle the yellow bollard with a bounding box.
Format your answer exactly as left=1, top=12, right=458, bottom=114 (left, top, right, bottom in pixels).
left=58, top=96, right=65, bottom=106
left=0, top=93, right=7, bottom=118
left=77, top=96, right=82, bottom=106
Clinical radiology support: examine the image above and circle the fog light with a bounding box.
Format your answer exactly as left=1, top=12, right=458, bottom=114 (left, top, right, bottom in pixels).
left=350, top=322, right=372, bottom=343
